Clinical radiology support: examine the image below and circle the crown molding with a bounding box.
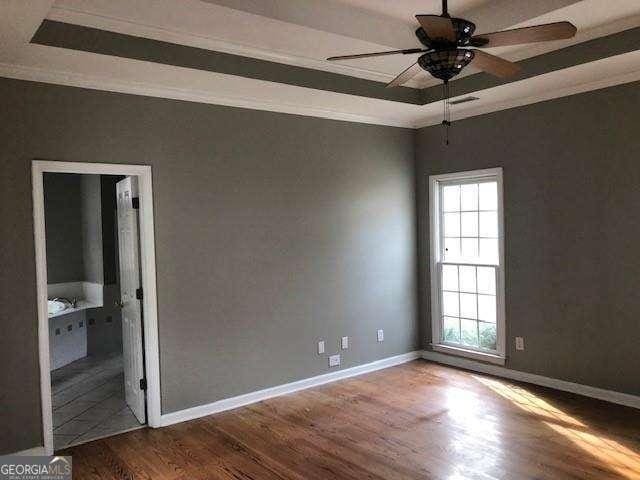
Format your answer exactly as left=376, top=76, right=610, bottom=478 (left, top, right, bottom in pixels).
left=0, top=61, right=417, bottom=129
left=2, top=51, right=639, bottom=132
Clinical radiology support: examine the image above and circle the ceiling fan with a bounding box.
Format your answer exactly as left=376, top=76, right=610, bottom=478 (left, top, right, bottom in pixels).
left=327, top=0, right=577, bottom=141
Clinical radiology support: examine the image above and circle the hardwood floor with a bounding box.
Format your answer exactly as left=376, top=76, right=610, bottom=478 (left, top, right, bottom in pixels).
left=61, top=360, right=640, bottom=479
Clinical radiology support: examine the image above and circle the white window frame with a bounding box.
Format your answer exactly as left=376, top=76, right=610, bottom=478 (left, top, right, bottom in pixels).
left=429, top=167, right=506, bottom=365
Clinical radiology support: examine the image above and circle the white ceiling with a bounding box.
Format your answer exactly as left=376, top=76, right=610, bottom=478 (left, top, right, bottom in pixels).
left=332, top=0, right=491, bottom=21
left=1, top=0, right=639, bottom=129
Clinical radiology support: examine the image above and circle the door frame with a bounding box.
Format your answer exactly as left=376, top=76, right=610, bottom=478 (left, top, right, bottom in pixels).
left=32, top=160, right=161, bottom=455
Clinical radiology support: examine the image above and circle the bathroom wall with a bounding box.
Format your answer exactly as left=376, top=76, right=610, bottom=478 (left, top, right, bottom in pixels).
left=44, top=173, right=123, bottom=365
left=85, top=176, right=124, bottom=357
left=44, top=173, right=104, bottom=286
left=101, top=175, right=124, bottom=285
left=44, top=173, right=84, bottom=284
left=85, top=289, right=123, bottom=356
left=80, top=175, right=104, bottom=284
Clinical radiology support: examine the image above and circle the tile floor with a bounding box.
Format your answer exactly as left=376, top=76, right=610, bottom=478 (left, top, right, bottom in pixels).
left=51, top=353, right=144, bottom=450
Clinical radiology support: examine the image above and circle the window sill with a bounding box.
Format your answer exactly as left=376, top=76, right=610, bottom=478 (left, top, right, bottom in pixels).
left=431, top=344, right=506, bottom=365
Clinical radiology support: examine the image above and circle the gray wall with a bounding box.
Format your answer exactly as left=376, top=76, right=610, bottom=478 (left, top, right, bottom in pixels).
left=417, top=81, right=640, bottom=396
left=0, top=78, right=417, bottom=453
left=43, top=173, right=84, bottom=283
left=80, top=174, right=104, bottom=284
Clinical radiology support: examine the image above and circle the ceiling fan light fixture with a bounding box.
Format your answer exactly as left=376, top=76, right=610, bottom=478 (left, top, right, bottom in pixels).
left=415, top=18, right=476, bottom=48
left=418, top=48, right=475, bottom=81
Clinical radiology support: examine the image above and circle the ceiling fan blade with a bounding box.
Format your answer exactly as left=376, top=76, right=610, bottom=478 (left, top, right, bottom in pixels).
left=416, top=15, right=456, bottom=42
left=386, top=63, right=423, bottom=88
left=327, top=48, right=426, bottom=61
left=471, top=21, right=577, bottom=48
left=471, top=50, right=521, bottom=78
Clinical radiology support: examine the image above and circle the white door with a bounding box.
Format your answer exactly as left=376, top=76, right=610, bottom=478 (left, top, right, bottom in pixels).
left=116, top=176, right=146, bottom=424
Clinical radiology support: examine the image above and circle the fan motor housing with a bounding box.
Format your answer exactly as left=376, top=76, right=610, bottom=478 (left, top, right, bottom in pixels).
left=415, top=18, right=476, bottom=48
left=418, top=48, right=475, bottom=81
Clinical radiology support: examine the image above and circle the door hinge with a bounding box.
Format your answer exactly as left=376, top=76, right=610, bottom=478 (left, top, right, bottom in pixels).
left=132, top=197, right=140, bottom=209
left=136, top=287, right=143, bottom=300
left=139, top=378, right=147, bottom=391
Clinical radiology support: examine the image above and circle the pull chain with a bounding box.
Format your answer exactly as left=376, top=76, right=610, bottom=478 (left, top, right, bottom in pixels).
left=442, top=80, right=452, bottom=146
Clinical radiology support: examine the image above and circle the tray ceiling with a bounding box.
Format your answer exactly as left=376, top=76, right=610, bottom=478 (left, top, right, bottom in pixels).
left=1, top=0, right=639, bottom=128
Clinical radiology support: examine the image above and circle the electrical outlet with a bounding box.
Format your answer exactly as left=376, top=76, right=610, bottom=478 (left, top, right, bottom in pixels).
left=341, top=336, right=349, bottom=349
left=377, top=329, right=384, bottom=342
left=515, top=337, right=525, bottom=351
left=318, top=340, right=325, bottom=355
left=329, top=354, right=341, bottom=367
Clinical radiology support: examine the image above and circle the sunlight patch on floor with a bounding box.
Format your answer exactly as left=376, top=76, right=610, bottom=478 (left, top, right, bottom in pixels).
left=474, top=375, right=640, bottom=479
left=544, top=422, right=640, bottom=479
left=474, top=376, right=585, bottom=427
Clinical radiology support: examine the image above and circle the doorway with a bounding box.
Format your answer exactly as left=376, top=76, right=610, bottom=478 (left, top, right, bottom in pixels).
left=32, top=161, right=161, bottom=455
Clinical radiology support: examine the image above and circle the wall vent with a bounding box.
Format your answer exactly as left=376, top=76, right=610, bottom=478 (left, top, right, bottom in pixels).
left=449, top=96, right=479, bottom=105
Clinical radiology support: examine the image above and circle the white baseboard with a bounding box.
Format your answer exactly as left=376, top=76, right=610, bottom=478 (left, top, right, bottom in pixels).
left=11, top=446, right=46, bottom=456
left=159, top=350, right=421, bottom=427
left=422, top=350, right=640, bottom=410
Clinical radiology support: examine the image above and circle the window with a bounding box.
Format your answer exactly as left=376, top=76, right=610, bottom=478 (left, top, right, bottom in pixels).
left=429, top=168, right=505, bottom=364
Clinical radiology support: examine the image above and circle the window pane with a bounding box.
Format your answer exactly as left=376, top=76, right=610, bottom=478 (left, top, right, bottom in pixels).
left=444, top=213, right=460, bottom=237
left=458, top=265, right=476, bottom=293
left=460, top=293, right=477, bottom=319
left=479, top=238, right=498, bottom=264
left=479, top=322, right=497, bottom=350
left=478, top=294, right=496, bottom=323
left=444, top=238, right=460, bottom=260
left=461, top=319, right=479, bottom=347
left=476, top=267, right=496, bottom=295
left=479, top=181, right=497, bottom=210
left=461, top=183, right=478, bottom=211
left=479, top=211, right=498, bottom=238
left=442, top=291, right=459, bottom=317
left=442, top=265, right=458, bottom=291
left=434, top=173, right=502, bottom=356
left=461, top=238, right=479, bottom=259
left=442, top=185, right=460, bottom=212
left=460, top=212, right=478, bottom=237
left=443, top=316, right=460, bottom=343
